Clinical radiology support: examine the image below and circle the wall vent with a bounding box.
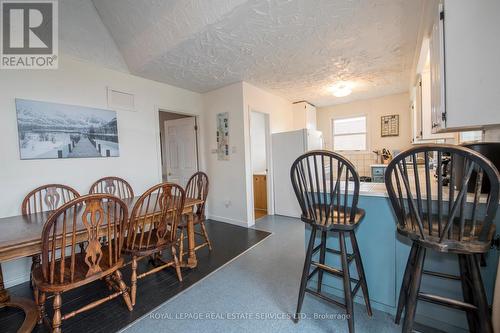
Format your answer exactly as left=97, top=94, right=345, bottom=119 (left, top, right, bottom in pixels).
left=107, top=87, right=135, bottom=111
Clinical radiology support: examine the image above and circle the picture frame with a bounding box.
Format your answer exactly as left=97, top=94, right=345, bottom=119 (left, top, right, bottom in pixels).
left=381, top=114, right=399, bottom=137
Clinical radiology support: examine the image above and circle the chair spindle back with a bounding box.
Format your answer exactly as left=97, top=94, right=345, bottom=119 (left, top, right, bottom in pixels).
left=22, top=184, right=80, bottom=215
left=290, top=150, right=360, bottom=226
left=385, top=144, right=500, bottom=244
left=124, top=183, right=185, bottom=252
left=90, top=177, right=134, bottom=199
left=40, top=194, right=128, bottom=284
left=185, top=172, right=209, bottom=216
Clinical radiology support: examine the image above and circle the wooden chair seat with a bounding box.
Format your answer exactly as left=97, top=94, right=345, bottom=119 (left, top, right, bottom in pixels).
left=178, top=214, right=204, bottom=228
left=32, top=247, right=123, bottom=292
left=122, top=229, right=175, bottom=257
left=397, top=219, right=495, bottom=254
left=301, top=206, right=365, bottom=231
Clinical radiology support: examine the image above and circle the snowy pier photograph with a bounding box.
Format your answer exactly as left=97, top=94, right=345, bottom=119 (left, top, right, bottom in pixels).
left=15, top=99, right=120, bottom=160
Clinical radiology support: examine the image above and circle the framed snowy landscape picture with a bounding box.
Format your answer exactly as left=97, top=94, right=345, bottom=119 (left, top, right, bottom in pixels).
left=16, top=99, right=120, bottom=160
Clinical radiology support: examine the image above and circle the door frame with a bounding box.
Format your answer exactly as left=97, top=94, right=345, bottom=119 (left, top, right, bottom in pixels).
left=247, top=108, right=274, bottom=225
left=154, top=106, right=202, bottom=184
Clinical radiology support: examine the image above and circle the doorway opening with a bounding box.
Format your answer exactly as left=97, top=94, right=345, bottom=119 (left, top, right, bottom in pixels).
left=250, top=110, right=271, bottom=222
left=159, top=110, right=199, bottom=187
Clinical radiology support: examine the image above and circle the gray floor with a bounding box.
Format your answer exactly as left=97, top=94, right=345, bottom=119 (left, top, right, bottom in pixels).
left=121, top=215, right=400, bottom=333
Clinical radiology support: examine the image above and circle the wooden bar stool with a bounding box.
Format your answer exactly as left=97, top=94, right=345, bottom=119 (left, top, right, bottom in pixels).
left=385, top=144, right=500, bottom=333
left=290, top=150, right=372, bottom=333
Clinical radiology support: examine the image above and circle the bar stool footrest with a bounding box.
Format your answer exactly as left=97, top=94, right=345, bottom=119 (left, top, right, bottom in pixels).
left=418, top=292, right=477, bottom=312
left=311, top=245, right=355, bottom=262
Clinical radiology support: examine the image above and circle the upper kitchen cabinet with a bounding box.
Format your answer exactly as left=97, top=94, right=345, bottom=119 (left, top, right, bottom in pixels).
left=429, top=0, right=500, bottom=132
left=292, top=101, right=317, bottom=130
left=411, top=43, right=454, bottom=143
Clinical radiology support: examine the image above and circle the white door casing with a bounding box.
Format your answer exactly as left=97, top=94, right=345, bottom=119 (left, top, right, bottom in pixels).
left=164, top=117, right=198, bottom=187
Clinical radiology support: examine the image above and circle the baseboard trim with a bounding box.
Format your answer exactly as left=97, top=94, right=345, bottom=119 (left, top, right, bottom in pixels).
left=206, top=215, right=248, bottom=227
left=5, top=274, right=30, bottom=289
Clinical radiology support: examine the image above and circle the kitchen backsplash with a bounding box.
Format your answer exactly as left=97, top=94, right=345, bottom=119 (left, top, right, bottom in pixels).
left=339, top=152, right=379, bottom=177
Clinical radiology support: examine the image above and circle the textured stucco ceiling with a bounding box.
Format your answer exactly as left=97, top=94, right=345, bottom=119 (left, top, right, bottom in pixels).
left=93, top=0, right=422, bottom=106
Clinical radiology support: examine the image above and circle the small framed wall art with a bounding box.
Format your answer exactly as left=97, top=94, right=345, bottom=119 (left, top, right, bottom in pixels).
left=381, top=114, right=399, bottom=137
left=216, top=112, right=229, bottom=160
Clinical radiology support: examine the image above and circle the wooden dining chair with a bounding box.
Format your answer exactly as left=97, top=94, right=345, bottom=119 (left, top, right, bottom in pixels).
left=89, top=176, right=134, bottom=199
left=385, top=144, right=500, bottom=333
left=290, top=150, right=372, bottom=333
left=178, top=172, right=211, bottom=261
left=22, top=184, right=81, bottom=287
left=122, top=183, right=185, bottom=306
left=22, top=184, right=80, bottom=215
left=31, top=194, right=133, bottom=333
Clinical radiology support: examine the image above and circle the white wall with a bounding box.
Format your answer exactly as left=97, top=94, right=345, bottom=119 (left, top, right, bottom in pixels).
left=202, top=82, right=293, bottom=226
left=0, top=56, right=203, bottom=287
left=317, top=93, right=412, bottom=153
left=202, top=82, right=247, bottom=226
left=242, top=82, right=293, bottom=223
left=250, top=112, right=267, bottom=173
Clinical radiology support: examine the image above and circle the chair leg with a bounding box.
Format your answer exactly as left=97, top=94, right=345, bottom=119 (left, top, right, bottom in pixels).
left=172, top=245, right=183, bottom=282
left=37, top=291, right=46, bottom=325
left=179, top=229, right=185, bottom=261
left=402, top=244, right=426, bottom=333
left=113, top=270, right=133, bottom=311
left=52, top=292, right=62, bottom=333
left=395, top=242, right=418, bottom=324
left=317, top=231, right=327, bottom=292
left=294, top=226, right=317, bottom=323
left=340, top=231, right=354, bottom=333
left=458, top=254, right=477, bottom=332
left=30, top=254, right=40, bottom=289
left=467, top=254, right=493, bottom=333
left=200, top=221, right=213, bottom=251
left=131, top=256, right=138, bottom=306
left=350, top=231, right=372, bottom=317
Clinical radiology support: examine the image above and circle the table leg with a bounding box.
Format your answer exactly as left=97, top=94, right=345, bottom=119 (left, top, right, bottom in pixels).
left=186, top=212, right=198, bottom=268
left=0, top=263, right=38, bottom=333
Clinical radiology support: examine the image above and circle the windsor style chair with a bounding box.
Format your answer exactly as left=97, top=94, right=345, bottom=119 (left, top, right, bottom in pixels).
left=31, top=194, right=133, bottom=333
left=89, top=176, right=134, bottom=199
left=22, top=184, right=81, bottom=287
left=122, top=183, right=185, bottom=306
left=178, top=172, right=211, bottom=261
left=290, top=150, right=372, bottom=333
left=385, top=144, right=500, bottom=333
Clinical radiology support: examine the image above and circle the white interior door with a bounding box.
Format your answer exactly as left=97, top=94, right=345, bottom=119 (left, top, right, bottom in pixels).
left=164, top=117, right=198, bottom=187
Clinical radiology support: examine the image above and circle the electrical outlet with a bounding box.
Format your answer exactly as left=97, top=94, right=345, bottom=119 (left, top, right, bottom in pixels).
left=224, top=199, right=231, bottom=208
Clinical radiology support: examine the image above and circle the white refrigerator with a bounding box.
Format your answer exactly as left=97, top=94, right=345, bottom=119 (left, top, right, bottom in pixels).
left=272, top=129, right=323, bottom=218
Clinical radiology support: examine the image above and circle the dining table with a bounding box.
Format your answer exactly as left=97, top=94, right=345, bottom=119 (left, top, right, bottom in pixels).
left=0, top=195, right=204, bottom=332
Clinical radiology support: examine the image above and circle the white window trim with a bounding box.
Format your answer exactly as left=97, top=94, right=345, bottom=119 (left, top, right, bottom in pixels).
left=331, top=115, right=369, bottom=152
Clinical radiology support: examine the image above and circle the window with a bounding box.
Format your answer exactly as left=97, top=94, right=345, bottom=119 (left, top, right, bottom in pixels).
left=332, top=116, right=367, bottom=151
left=459, top=131, right=483, bottom=143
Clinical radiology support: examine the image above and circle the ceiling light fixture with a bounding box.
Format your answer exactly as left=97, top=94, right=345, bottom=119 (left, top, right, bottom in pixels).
left=329, top=82, right=353, bottom=97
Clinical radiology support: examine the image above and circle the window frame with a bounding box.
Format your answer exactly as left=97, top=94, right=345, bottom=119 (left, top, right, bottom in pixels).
left=331, top=115, right=368, bottom=152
